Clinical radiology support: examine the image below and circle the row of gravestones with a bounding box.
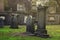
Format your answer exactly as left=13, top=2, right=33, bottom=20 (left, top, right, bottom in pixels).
left=0, top=15, right=33, bottom=29
left=0, top=5, right=49, bottom=38
left=26, top=5, right=49, bottom=38
left=0, top=15, right=49, bottom=38
left=0, top=15, right=18, bottom=28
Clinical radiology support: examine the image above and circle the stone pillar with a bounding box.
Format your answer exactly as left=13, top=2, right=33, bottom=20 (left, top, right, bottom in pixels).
left=10, top=14, right=18, bottom=29
left=35, top=5, right=49, bottom=38
left=26, top=15, right=35, bottom=34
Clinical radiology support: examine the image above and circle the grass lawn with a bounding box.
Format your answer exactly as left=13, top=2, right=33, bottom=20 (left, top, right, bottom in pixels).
left=0, top=25, right=60, bottom=40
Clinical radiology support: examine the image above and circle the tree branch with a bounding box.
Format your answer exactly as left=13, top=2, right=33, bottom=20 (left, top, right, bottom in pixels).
left=55, top=0, right=60, bottom=6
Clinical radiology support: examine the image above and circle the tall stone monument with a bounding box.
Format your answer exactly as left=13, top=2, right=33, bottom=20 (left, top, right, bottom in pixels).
left=35, top=5, right=49, bottom=38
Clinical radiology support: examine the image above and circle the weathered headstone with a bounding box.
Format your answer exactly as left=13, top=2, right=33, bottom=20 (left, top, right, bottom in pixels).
left=17, top=14, right=25, bottom=25
left=26, top=15, right=35, bottom=34
left=10, top=15, right=18, bottom=29
left=0, top=18, right=4, bottom=28
left=35, top=5, right=49, bottom=38
left=5, top=14, right=11, bottom=25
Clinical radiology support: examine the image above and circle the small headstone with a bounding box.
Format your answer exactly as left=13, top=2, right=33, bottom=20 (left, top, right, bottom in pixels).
left=17, top=14, right=24, bottom=25
left=10, top=15, right=18, bottom=29
left=5, top=15, right=11, bottom=25
left=0, top=18, right=4, bottom=28
left=26, top=15, right=35, bottom=34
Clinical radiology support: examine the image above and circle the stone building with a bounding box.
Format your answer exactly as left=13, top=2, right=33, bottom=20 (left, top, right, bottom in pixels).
left=0, top=0, right=60, bottom=25
left=0, top=0, right=4, bottom=12
left=31, top=0, right=60, bottom=25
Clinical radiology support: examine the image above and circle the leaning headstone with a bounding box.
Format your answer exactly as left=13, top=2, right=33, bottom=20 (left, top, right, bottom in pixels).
left=0, top=18, right=4, bottom=28
left=26, top=15, right=35, bottom=34
left=10, top=15, right=18, bottom=29
left=35, top=5, right=49, bottom=38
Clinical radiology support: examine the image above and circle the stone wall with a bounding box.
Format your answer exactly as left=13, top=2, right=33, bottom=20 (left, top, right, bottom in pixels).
left=46, top=14, right=60, bottom=25
left=0, top=0, right=4, bottom=12
left=8, top=0, right=17, bottom=11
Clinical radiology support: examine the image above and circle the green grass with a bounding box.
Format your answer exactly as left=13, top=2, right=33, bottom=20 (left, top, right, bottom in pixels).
left=0, top=25, right=60, bottom=40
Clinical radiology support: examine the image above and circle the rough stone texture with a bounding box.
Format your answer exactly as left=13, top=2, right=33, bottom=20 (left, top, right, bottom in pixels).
left=26, top=15, right=35, bottom=34
left=8, top=0, right=31, bottom=11
left=35, top=5, right=49, bottom=38
left=0, top=18, right=4, bottom=28
left=0, top=0, right=4, bottom=12
left=5, top=14, right=11, bottom=25
left=10, top=15, right=18, bottom=29
left=8, top=0, right=17, bottom=11
left=17, top=14, right=25, bottom=25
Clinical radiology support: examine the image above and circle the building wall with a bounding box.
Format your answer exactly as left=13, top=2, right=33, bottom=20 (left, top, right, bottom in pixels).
left=46, top=13, right=60, bottom=25
left=0, top=0, right=60, bottom=25
left=46, top=2, right=60, bottom=25
left=0, top=0, right=4, bottom=12
left=8, top=0, right=17, bottom=11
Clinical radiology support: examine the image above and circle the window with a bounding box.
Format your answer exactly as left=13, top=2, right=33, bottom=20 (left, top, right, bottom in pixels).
left=17, top=4, right=25, bottom=11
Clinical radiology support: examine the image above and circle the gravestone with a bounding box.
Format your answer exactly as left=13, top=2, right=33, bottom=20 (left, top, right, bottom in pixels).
left=5, top=14, right=11, bottom=25
left=0, top=18, right=4, bottom=28
left=35, top=5, right=49, bottom=38
left=10, top=15, right=18, bottom=29
left=17, top=14, right=25, bottom=25
left=26, top=15, right=35, bottom=34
